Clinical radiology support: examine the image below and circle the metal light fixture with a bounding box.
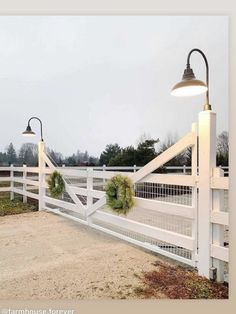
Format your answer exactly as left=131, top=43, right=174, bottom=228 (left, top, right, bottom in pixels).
left=22, top=117, right=44, bottom=141
left=171, top=48, right=211, bottom=111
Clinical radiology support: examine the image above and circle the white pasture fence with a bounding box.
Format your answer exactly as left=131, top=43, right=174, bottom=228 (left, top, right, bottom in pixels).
left=66, top=165, right=229, bottom=176
left=0, top=110, right=229, bottom=282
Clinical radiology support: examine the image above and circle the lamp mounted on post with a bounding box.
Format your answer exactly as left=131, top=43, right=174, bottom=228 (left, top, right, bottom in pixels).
left=22, top=116, right=45, bottom=211
left=171, top=48, right=211, bottom=111
left=22, top=116, right=44, bottom=142
left=171, top=48, right=223, bottom=280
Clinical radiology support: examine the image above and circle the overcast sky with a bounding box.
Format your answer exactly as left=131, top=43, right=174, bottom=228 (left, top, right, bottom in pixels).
left=0, top=16, right=228, bottom=157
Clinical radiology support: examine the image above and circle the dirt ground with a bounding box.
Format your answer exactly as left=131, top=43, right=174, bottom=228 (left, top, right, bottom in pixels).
left=0, top=211, right=173, bottom=300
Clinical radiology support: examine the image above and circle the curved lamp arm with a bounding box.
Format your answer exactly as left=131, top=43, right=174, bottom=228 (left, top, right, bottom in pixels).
left=186, top=48, right=211, bottom=111
left=28, top=117, right=44, bottom=141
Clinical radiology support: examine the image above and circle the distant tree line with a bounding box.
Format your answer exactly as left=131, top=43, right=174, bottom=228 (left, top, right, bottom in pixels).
left=99, top=131, right=229, bottom=167
left=0, top=143, right=38, bottom=166
left=0, top=131, right=228, bottom=167
left=47, top=148, right=99, bottom=167
left=99, top=135, right=189, bottom=169
left=0, top=143, right=99, bottom=167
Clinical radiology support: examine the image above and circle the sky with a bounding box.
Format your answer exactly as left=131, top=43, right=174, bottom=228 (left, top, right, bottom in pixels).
left=0, top=16, right=228, bottom=157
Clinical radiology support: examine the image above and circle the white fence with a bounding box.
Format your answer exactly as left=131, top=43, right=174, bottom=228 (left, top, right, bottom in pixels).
left=57, top=165, right=229, bottom=176
left=0, top=111, right=229, bottom=282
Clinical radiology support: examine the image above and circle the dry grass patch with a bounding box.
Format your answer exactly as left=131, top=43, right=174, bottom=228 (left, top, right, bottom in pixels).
left=134, top=261, right=228, bottom=299
left=0, top=198, right=37, bottom=216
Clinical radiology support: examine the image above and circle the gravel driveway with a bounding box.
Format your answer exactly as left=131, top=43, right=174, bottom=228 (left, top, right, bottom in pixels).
left=0, top=211, right=171, bottom=299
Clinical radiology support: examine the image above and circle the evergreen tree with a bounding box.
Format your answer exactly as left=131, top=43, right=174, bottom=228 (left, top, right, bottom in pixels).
left=88, top=156, right=99, bottom=166
left=99, top=144, right=121, bottom=166
left=109, top=146, right=136, bottom=166
left=136, top=139, right=159, bottom=166
left=65, top=154, right=77, bottom=166
left=6, top=143, right=17, bottom=165
left=0, top=152, right=8, bottom=165
left=106, top=139, right=159, bottom=167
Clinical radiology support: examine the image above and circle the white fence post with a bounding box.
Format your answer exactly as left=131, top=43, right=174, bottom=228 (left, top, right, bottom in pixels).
left=102, top=164, right=106, bottom=185
left=191, top=122, right=198, bottom=266
left=87, top=168, right=93, bottom=224
left=212, top=167, right=225, bottom=282
left=198, top=110, right=216, bottom=278
left=10, top=164, right=14, bottom=201
left=38, top=141, right=46, bottom=211
left=23, top=164, right=27, bottom=203
left=134, top=165, right=137, bottom=173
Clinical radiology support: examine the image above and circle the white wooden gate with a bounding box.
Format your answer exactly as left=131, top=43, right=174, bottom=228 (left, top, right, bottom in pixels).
left=0, top=110, right=229, bottom=281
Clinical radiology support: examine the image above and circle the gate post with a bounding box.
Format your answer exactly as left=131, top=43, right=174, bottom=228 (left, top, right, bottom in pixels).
left=102, top=164, right=106, bottom=185
left=198, top=110, right=216, bottom=278
left=38, top=141, right=46, bottom=211
left=191, top=122, right=198, bottom=266
left=23, top=164, right=27, bottom=203
left=10, top=164, right=14, bottom=201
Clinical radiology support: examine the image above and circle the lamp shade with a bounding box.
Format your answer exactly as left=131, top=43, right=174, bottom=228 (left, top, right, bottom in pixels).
left=171, top=67, right=208, bottom=97
left=22, top=125, right=36, bottom=136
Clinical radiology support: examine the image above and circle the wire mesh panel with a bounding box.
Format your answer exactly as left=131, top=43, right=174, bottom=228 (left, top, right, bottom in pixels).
left=135, top=182, right=193, bottom=206
left=91, top=216, right=192, bottom=260
left=101, top=206, right=192, bottom=236
left=94, top=190, right=194, bottom=261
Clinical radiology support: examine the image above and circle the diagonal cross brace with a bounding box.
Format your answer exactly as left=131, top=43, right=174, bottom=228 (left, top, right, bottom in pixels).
left=42, top=152, right=85, bottom=211
left=131, top=132, right=196, bottom=184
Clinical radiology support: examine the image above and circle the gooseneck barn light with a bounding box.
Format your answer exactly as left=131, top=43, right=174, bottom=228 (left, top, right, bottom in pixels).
left=171, top=48, right=211, bottom=111
left=22, top=117, right=44, bottom=141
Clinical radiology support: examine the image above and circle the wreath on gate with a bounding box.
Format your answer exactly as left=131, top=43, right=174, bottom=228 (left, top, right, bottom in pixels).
left=47, top=171, right=65, bottom=198
left=105, top=174, right=135, bottom=215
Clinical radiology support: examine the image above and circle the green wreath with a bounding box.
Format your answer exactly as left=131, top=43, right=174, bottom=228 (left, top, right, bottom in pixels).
left=47, top=171, right=65, bottom=198
left=105, top=174, right=135, bottom=215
